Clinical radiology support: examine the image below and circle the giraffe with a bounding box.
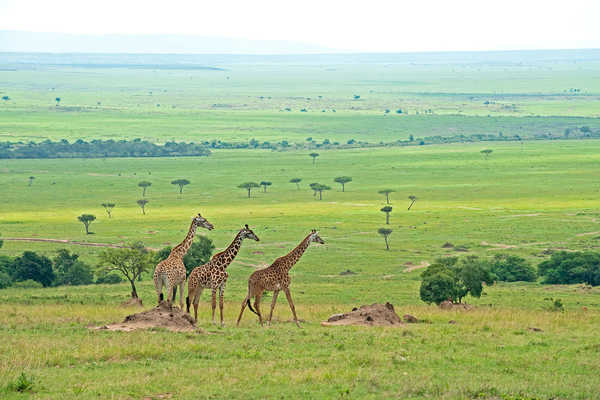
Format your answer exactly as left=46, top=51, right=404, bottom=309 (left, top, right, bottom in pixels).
left=186, top=225, right=259, bottom=326
left=153, top=213, right=214, bottom=309
left=236, top=229, right=325, bottom=328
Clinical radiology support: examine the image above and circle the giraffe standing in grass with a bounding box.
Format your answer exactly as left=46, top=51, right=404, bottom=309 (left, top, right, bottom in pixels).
left=187, top=225, right=259, bottom=326
left=153, top=213, right=214, bottom=309
left=236, top=230, right=325, bottom=327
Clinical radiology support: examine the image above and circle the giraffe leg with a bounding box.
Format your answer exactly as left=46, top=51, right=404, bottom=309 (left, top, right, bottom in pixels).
left=154, top=274, right=163, bottom=305
left=236, top=294, right=250, bottom=326
left=268, top=290, right=280, bottom=325
left=166, top=281, right=174, bottom=309
left=178, top=281, right=185, bottom=310
left=211, top=288, right=217, bottom=325
left=218, top=286, right=225, bottom=327
left=284, top=288, right=301, bottom=328
left=254, top=292, right=264, bottom=327
left=192, top=288, right=203, bottom=323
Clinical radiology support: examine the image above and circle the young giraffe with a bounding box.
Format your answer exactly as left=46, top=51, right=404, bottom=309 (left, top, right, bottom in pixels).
left=236, top=229, right=325, bottom=328
left=186, top=225, right=259, bottom=326
left=153, top=213, right=214, bottom=309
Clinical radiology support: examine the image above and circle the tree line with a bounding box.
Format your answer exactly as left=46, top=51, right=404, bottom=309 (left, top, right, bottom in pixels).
left=419, top=251, right=600, bottom=305
left=0, top=139, right=211, bottom=159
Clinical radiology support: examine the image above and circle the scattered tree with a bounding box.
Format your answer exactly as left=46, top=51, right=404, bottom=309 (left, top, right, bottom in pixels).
left=377, top=228, right=393, bottom=250
left=77, top=214, right=96, bottom=234
left=311, top=183, right=330, bottom=200
left=55, top=97, right=61, bottom=106
left=1, top=96, right=9, bottom=101
left=260, top=181, right=272, bottom=193
left=101, top=202, right=115, bottom=218
left=481, top=149, right=493, bottom=159
left=378, top=189, right=395, bottom=204
left=171, top=179, right=190, bottom=195
left=238, top=182, right=260, bottom=198
left=419, top=256, right=494, bottom=305
left=99, top=242, right=154, bottom=298
left=309, top=152, right=319, bottom=166
left=290, top=178, right=302, bottom=190
left=380, top=206, right=392, bottom=224
left=138, top=181, right=152, bottom=197
left=28, top=176, right=35, bottom=186
left=334, top=176, right=352, bottom=192
left=136, top=199, right=149, bottom=215
left=408, top=195, right=417, bottom=211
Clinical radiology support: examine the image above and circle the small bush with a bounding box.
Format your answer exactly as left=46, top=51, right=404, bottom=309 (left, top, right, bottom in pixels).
left=491, top=254, right=537, bottom=282
left=0, top=271, right=12, bottom=289
left=12, top=279, right=43, bottom=289
left=95, top=273, right=123, bottom=284
left=6, top=372, right=34, bottom=392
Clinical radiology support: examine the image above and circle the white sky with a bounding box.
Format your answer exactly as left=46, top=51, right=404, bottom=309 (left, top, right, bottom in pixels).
left=1, top=0, right=599, bottom=52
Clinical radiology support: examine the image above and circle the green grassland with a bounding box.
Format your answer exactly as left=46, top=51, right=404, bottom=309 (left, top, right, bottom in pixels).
left=1, top=51, right=600, bottom=399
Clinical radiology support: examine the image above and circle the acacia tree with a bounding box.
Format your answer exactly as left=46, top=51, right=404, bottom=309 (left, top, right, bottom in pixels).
left=408, top=195, right=417, bottom=211
left=312, top=183, right=330, bottom=200
left=239, top=182, right=259, bottom=198
left=99, top=242, right=154, bottom=298
left=309, top=152, right=319, bottom=166
left=260, top=181, right=272, bottom=193
left=77, top=214, right=96, bottom=234
left=101, top=202, right=115, bottom=218
left=378, top=189, right=395, bottom=204
left=171, top=179, right=190, bottom=195
left=334, top=176, right=352, bottom=192
left=290, top=178, right=302, bottom=190
left=136, top=199, right=149, bottom=215
left=380, top=206, right=392, bottom=224
left=481, top=149, right=493, bottom=159
left=378, top=228, right=393, bottom=250
left=310, top=182, right=319, bottom=196
left=138, top=181, right=152, bottom=197
left=28, top=176, right=35, bottom=186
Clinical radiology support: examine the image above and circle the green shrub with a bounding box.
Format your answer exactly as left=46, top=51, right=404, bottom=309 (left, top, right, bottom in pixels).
left=491, top=254, right=537, bottom=282
left=538, top=251, right=600, bottom=285
left=95, top=273, right=122, bottom=284
left=11, top=251, right=54, bottom=286
left=5, top=372, right=34, bottom=392
left=12, top=279, right=43, bottom=289
left=0, top=271, right=12, bottom=289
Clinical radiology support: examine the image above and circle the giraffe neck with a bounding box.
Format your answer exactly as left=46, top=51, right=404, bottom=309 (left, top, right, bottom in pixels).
left=170, top=221, right=197, bottom=259
left=212, top=231, right=244, bottom=269
left=282, top=234, right=311, bottom=272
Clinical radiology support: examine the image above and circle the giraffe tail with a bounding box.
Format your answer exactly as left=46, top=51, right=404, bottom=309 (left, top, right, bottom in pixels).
left=247, top=299, right=258, bottom=315
left=186, top=296, right=190, bottom=313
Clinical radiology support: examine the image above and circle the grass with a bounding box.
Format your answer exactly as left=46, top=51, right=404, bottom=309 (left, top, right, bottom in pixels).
left=1, top=51, right=600, bottom=398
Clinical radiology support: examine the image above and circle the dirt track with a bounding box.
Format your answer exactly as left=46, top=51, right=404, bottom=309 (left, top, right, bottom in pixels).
left=2, top=237, right=138, bottom=249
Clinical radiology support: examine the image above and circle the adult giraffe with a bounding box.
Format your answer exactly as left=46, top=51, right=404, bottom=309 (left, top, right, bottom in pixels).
left=186, top=225, right=259, bottom=325
left=153, top=213, right=214, bottom=309
left=236, top=229, right=325, bottom=327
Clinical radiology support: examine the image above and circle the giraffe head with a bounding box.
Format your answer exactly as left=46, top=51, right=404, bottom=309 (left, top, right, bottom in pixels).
left=193, top=213, right=214, bottom=230
left=240, top=224, right=260, bottom=242
left=309, top=229, right=325, bottom=244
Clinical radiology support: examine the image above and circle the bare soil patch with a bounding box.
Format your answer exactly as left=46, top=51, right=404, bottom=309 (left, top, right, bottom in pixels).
left=576, top=231, right=600, bottom=237
left=121, top=297, right=144, bottom=308
left=403, top=261, right=430, bottom=273
left=93, top=302, right=202, bottom=333
left=322, top=303, right=403, bottom=327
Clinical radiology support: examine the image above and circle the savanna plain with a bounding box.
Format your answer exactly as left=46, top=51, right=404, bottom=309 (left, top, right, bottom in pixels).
left=1, top=50, right=600, bottom=399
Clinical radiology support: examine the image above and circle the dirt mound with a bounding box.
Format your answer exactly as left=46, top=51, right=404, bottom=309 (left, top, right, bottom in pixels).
left=121, top=297, right=144, bottom=308
left=442, top=242, right=454, bottom=248
left=321, top=303, right=403, bottom=327
left=93, top=302, right=201, bottom=333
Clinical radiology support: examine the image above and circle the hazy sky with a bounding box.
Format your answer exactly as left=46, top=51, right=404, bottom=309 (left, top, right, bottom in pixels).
left=1, top=0, right=599, bottom=52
